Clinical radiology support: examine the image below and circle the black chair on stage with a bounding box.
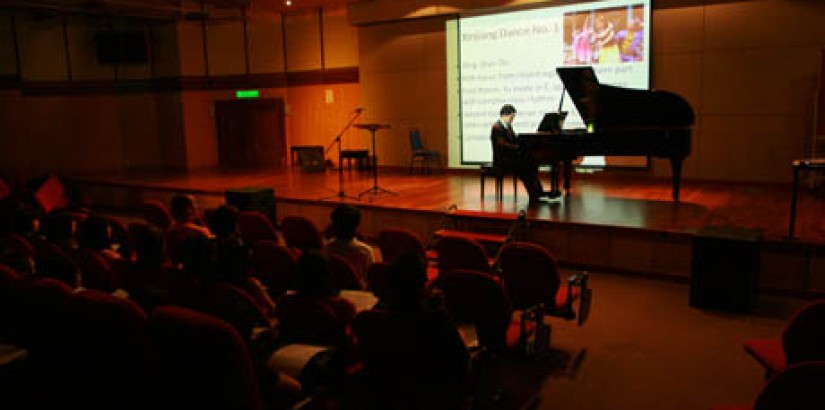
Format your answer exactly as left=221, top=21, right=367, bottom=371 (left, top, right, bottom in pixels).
left=409, top=128, right=440, bottom=174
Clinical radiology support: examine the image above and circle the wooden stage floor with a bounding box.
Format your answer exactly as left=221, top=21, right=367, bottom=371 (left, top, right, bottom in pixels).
left=72, top=167, right=825, bottom=246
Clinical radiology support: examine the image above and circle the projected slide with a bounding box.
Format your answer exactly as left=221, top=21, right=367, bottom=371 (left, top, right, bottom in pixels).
left=456, top=0, right=650, bottom=165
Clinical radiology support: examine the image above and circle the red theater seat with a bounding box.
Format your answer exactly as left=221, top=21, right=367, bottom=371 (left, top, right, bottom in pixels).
left=744, top=300, right=825, bottom=377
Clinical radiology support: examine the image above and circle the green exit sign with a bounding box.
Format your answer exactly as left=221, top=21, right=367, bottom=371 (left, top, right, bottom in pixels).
left=235, top=90, right=260, bottom=99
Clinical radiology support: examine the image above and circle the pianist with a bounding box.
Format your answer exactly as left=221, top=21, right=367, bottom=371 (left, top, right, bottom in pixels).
left=490, top=104, right=559, bottom=203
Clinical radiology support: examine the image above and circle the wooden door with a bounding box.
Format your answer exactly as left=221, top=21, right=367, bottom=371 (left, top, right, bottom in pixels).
left=215, top=99, right=286, bottom=170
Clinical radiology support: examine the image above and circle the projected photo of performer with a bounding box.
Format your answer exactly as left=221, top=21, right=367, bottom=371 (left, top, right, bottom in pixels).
left=563, top=5, right=646, bottom=65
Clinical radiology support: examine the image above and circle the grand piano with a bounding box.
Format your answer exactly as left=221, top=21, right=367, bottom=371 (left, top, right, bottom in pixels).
left=518, top=66, right=695, bottom=201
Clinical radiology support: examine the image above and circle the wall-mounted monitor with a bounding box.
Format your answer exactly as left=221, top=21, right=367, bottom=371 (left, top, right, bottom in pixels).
left=95, top=30, right=148, bottom=65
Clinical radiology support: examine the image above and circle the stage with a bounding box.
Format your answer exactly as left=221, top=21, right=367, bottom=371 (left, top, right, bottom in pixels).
left=70, top=167, right=825, bottom=296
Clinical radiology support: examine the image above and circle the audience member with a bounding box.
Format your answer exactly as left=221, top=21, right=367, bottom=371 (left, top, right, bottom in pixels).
left=209, top=204, right=241, bottom=241
left=213, top=236, right=278, bottom=325
left=324, top=204, right=375, bottom=285
left=126, top=224, right=171, bottom=310
left=354, top=253, right=470, bottom=409
left=42, top=210, right=78, bottom=252
left=279, top=250, right=357, bottom=351
left=78, top=213, right=121, bottom=261
left=169, top=194, right=213, bottom=238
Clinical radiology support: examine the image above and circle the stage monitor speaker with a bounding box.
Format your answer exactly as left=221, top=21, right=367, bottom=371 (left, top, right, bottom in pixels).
left=225, top=187, right=276, bottom=224
left=690, top=225, right=762, bottom=313
left=298, top=146, right=325, bottom=173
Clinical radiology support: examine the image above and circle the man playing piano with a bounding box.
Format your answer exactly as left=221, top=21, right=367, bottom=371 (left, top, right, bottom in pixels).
left=490, top=104, right=560, bottom=203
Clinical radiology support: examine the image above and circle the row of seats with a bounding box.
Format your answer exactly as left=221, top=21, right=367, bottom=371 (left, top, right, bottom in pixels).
left=713, top=300, right=825, bottom=409
left=0, top=276, right=289, bottom=410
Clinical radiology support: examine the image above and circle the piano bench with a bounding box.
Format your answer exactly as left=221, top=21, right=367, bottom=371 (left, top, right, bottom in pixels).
left=480, top=164, right=517, bottom=201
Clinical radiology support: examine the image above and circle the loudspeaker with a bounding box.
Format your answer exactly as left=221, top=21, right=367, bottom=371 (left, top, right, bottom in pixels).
left=690, top=226, right=762, bottom=312
left=298, top=147, right=325, bottom=173
left=225, top=187, right=276, bottom=223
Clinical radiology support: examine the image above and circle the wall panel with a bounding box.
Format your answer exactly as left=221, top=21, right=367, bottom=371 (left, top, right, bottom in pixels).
left=206, top=20, right=247, bottom=75
left=322, top=6, right=359, bottom=68
left=248, top=12, right=285, bottom=73
left=0, top=13, right=18, bottom=76
left=284, top=9, right=322, bottom=71
left=17, top=15, right=68, bottom=81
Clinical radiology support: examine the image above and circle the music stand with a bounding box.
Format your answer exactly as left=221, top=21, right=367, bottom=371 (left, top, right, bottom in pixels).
left=354, top=123, right=397, bottom=200
left=319, top=109, right=364, bottom=202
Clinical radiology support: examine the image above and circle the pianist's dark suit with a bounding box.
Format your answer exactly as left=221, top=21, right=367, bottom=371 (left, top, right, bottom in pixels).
left=490, top=120, right=543, bottom=199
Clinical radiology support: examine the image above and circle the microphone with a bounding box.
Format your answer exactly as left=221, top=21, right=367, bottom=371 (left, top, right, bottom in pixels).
left=354, top=106, right=365, bottom=113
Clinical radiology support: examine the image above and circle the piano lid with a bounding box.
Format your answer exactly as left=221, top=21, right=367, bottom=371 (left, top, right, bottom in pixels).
left=556, top=66, right=695, bottom=130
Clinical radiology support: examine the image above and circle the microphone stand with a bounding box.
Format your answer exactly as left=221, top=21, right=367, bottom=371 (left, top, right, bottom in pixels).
left=319, top=109, right=363, bottom=201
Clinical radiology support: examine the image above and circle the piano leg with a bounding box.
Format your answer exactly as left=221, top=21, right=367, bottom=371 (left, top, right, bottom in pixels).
left=550, top=162, right=559, bottom=192
left=563, top=160, right=573, bottom=194
left=670, top=157, right=683, bottom=201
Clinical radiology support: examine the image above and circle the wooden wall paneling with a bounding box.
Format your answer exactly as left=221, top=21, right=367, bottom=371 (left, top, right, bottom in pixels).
left=17, top=13, right=69, bottom=81
left=286, top=83, right=362, bottom=153
left=322, top=5, right=359, bottom=69
left=358, top=16, right=447, bottom=166
left=153, top=92, right=188, bottom=172
left=284, top=9, right=323, bottom=72
left=119, top=93, right=162, bottom=172
left=176, top=21, right=207, bottom=76
left=151, top=22, right=181, bottom=78
left=0, top=12, right=18, bottom=76
left=205, top=6, right=247, bottom=76
left=247, top=11, right=285, bottom=73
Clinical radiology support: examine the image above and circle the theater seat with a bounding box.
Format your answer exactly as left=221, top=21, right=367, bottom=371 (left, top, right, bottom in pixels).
left=712, top=361, right=825, bottom=410
left=440, top=268, right=535, bottom=354
left=148, top=306, right=267, bottom=410
left=744, top=300, right=825, bottom=377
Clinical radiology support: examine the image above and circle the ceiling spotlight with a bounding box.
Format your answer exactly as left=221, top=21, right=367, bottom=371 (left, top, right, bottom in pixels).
left=285, top=0, right=291, bottom=5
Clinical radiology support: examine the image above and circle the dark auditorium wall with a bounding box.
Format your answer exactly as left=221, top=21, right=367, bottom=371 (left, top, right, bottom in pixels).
left=350, top=0, right=825, bottom=183
left=0, top=2, right=361, bottom=176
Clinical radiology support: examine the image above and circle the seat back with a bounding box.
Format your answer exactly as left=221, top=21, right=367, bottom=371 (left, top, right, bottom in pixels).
left=327, top=249, right=368, bottom=290
left=202, top=281, right=270, bottom=342
left=436, top=236, right=490, bottom=274
left=782, top=300, right=825, bottom=365
left=252, top=240, right=297, bottom=298
left=498, top=241, right=562, bottom=311
left=59, top=290, right=149, bottom=408
left=237, top=210, right=279, bottom=246
left=149, top=306, right=265, bottom=410
left=277, top=294, right=354, bottom=349
left=440, top=268, right=514, bottom=352
left=377, top=228, right=425, bottom=263
left=73, top=248, right=115, bottom=291
left=0, top=277, right=72, bottom=350
left=410, top=128, right=425, bottom=151
left=166, top=226, right=209, bottom=265
left=281, top=216, right=324, bottom=252
left=4, top=233, right=36, bottom=259
left=0, top=263, right=21, bottom=285
left=142, top=200, right=173, bottom=230
left=753, top=361, right=825, bottom=410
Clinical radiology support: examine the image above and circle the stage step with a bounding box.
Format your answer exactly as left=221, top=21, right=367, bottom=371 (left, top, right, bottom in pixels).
left=433, top=229, right=509, bottom=245
left=448, top=209, right=520, bottom=220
